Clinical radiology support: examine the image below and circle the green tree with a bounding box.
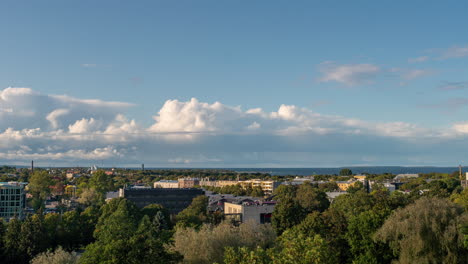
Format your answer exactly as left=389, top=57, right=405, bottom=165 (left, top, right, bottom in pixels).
left=28, top=171, right=53, bottom=210
left=272, top=230, right=337, bottom=264
left=375, top=197, right=468, bottom=264
left=176, top=195, right=209, bottom=229
left=346, top=210, right=392, bottom=264
left=80, top=199, right=141, bottom=264
left=271, top=197, right=305, bottom=235
left=339, top=168, right=353, bottom=176
left=295, top=182, right=330, bottom=212
left=88, top=170, right=114, bottom=194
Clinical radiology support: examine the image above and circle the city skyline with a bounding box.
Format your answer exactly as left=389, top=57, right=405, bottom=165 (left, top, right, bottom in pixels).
left=1, top=1, right=468, bottom=167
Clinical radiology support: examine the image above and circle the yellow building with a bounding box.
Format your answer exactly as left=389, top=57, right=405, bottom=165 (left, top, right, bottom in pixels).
left=64, top=185, right=77, bottom=197
left=336, top=180, right=358, bottom=191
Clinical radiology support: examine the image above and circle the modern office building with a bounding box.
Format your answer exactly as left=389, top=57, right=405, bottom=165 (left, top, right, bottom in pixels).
left=224, top=200, right=276, bottom=224
left=0, top=182, right=27, bottom=219
left=119, top=187, right=205, bottom=214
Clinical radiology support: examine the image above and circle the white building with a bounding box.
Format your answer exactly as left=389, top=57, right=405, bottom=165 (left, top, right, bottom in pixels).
left=0, top=182, right=27, bottom=219
left=154, top=180, right=179, bottom=188
left=224, top=201, right=276, bottom=224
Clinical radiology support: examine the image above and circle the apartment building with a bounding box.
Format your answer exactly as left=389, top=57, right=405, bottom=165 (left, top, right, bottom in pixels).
left=0, top=182, right=27, bottom=219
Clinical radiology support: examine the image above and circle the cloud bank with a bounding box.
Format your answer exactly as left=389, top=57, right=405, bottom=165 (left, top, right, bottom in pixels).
left=1, top=87, right=468, bottom=167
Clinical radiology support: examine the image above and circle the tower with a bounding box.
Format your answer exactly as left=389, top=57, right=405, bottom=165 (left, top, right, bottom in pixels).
left=31, top=160, right=34, bottom=174
left=142, top=164, right=145, bottom=171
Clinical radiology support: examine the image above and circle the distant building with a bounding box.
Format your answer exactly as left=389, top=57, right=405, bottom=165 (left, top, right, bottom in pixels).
left=178, top=178, right=200, bottom=188
left=368, top=181, right=396, bottom=192
left=224, top=200, right=276, bottom=224
left=325, top=191, right=347, bottom=202
left=119, top=187, right=204, bottom=214
left=154, top=180, right=179, bottom=189
left=336, top=180, right=358, bottom=191
left=0, top=182, right=27, bottom=219
left=394, top=174, right=419, bottom=181
left=238, top=180, right=280, bottom=195
left=462, top=173, right=468, bottom=189
left=64, top=185, right=77, bottom=197
left=66, top=173, right=81, bottom=180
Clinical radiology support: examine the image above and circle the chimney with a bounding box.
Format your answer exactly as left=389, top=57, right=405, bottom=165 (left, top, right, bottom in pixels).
left=31, top=160, right=34, bottom=173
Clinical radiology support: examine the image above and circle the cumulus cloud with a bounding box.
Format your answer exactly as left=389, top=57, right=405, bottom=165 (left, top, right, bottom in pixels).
left=318, top=62, right=381, bottom=85
left=2, top=87, right=468, bottom=166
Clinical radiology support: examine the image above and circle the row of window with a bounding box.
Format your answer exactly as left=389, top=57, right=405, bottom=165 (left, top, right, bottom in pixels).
left=0, top=188, right=22, bottom=194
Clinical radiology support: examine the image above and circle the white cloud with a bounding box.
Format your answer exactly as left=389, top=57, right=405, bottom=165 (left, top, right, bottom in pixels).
left=2, top=87, right=468, bottom=166
left=408, top=56, right=429, bottom=63
left=441, top=46, right=468, bottom=59
left=390, top=68, right=433, bottom=80
left=318, top=62, right=381, bottom=85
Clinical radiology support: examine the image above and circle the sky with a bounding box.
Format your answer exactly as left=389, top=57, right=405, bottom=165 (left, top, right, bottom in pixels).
left=1, top=0, right=468, bottom=167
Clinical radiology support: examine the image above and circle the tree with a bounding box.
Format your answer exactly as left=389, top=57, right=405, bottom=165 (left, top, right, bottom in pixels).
left=339, top=168, right=353, bottom=176
left=77, top=188, right=104, bottom=206
left=176, top=195, right=209, bottom=229
left=80, top=199, right=141, bottom=264
left=295, top=183, right=330, bottom=213
left=28, top=171, right=53, bottom=210
left=346, top=210, right=392, bottom=263
left=271, top=197, right=305, bottom=235
left=173, top=221, right=275, bottom=264
left=30, top=247, right=79, bottom=264
left=88, top=170, right=114, bottom=194
left=374, top=197, right=468, bottom=264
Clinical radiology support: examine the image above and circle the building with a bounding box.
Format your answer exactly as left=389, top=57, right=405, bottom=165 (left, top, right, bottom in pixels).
left=178, top=178, right=200, bottom=188
left=368, top=181, right=396, bottom=192
left=154, top=180, right=179, bottom=189
left=336, top=179, right=359, bottom=191
left=0, top=182, right=27, bottom=219
left=64, top=185, right=77, bottom=197
left=462, top=172, right=468, bottom=189
left=238, top=180, right=280, bottom=195
left=119, top=187, right=205, bottom=214
left=224, top=200, right=276, bottom=224
left=394, top=174, right=419, bottom=181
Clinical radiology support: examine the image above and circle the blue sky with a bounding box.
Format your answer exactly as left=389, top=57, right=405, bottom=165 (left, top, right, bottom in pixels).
left=1, top=1, right=468, bottom=167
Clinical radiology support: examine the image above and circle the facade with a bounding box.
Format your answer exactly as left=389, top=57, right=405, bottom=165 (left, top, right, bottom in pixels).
left=178, top=178, right=200, bottom=188
left=0, top=182, right=27, bottom=219
left=224, top=201, right=276, bottom=224
left=336, top=180, right=358, bottom=191
left=154, top=180, right=179, bottom=188
left=64, top=185, right=77, bottom=197
left=120, top=187, right=205, bottom=214
left=238, top=180, right=280, bottom=195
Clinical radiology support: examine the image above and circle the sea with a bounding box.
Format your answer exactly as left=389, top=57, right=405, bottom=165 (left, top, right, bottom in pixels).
left=229, top=167, right=460, bottom=176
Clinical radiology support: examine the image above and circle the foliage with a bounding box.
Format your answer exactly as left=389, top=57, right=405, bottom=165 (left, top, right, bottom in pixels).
left=451, top=188, right=468, bottom=210
left=176, top=195, right=209, bottom=229
left=30, top=247, right=79, bottom=264
left=271, top=183, right=329, bottom=235
left=77, top=188, right=103, bottom=206
left=375, top=197, right=468, bottom=264
left=346, top=210, right=393, bottom=263
left=173, top=221, right=275, bottom=264
left=223, top=229, right=336, bottom=264
left=80, top=198, right=179, bottom=264
left=88, top=170, right=114, bottom=194
left=340, top=168, right=353, bottom=176
left=28, top=171, right=53, bottom=209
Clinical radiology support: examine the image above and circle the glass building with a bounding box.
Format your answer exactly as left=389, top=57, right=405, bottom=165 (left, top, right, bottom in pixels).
left=0, top=182, right=27, bottom=220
